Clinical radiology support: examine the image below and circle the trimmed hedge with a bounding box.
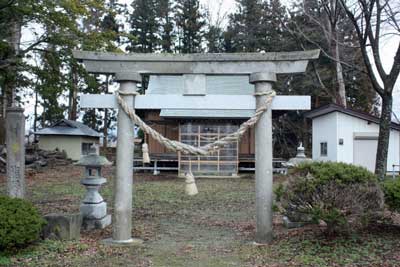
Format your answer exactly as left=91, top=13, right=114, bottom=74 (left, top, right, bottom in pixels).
left=382, top=178, right=400, bottom=212
left=0, top=195, right=46, bottom=250
left=282, top=162, right=384, bottom=235
left=293, top=161, right=377, bottom=185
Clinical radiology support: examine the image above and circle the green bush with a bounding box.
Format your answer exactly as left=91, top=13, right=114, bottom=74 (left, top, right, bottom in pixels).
left=281, top=162, right=384, bottom=235
left=0, top=195, right=46, bottom=250
left=293, top=161, right=377, bottom=185
left=382, top=178, right=400, bottom=212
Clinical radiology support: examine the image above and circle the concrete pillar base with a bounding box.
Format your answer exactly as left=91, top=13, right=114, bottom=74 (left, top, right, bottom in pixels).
left=101, top=237, right=143, bottom=247
left=254, top=234, right=274, bottom=244
left=252, top=240, right=274, bottom=246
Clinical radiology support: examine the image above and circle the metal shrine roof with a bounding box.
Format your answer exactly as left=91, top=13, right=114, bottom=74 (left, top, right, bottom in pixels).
left=160, top=109, right=255, bottom=119
left=147, top=75, right=255, bottom=118
left=35, top=119, right=101, bottom=138
left=147, top=75, right=254, bottom=95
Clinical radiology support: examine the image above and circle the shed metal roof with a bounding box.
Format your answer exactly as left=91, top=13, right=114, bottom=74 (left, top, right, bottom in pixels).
left=305, top=104, right=400, bottom=131
left=35, top=119, right=101, bottom=138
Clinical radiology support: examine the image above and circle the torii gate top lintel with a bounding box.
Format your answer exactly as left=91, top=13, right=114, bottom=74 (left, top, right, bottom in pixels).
left=72, top=50, right=320, bottom=75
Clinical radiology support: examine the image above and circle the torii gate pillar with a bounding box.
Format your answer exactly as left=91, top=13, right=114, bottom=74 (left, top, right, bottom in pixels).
left=250, top=72, right=276, bottom=243
left=106, top=72, right=142, bottom=245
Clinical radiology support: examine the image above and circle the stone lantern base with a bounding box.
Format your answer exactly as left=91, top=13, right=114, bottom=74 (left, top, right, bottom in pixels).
left=80, top=177, right=112, bottom=230
left=82, top=214, right=112, bottom=230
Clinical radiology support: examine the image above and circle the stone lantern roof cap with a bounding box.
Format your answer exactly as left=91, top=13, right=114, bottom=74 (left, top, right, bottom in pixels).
left=75, top=153, right=112, bottom=167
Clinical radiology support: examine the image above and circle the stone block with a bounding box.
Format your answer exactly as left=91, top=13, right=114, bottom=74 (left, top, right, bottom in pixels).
left=282, top=216, right=305, bottom=229
left=82, top=214, right=111, bottom=230
left=42, top=213, right=82, bottom=240
left=80, top=201, right=107, bottom=219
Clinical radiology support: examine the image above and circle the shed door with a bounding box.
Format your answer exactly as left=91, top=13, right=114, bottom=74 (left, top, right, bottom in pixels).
left=353, top=138, right=377, bottom=172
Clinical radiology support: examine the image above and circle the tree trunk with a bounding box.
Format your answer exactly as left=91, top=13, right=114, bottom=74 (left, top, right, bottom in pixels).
left=320, top=0, right=347, bottom=107
left=103, top=109, right=108, bottom=148
left=8, top=18, right=22, bottom=107
left=331, top=29, right=346, bottom=107
left=102, top=75, right=110, bottom=148
left=68, top=64, right=78, bottom=120
left=375, top=92, right=393, bottom=179
left=33, top=90, right=38, bottom=141
left=334, top=41, right=346, bottom=106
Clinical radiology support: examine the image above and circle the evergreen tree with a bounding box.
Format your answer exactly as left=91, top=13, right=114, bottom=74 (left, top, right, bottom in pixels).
left=260, top=0, right=291, bottom=51
left=206, top=25, right=224, bottom=52
left=225, top=0, right=291, bottom=52
left=128, top=0, right=159, bottom=53
left=175, top=0, right=205, bottom=53
left=99, top=1, right=120, bottom=147
left=35, top=47, right=66, bottom=126
left=204, top=3, right=226, bottom=53
left=225, top=0, right=264, bottom=52
left=0, top=0, right=120, bottom=129
left=157, top=0, right=175, bottom=53
left=79, top=1, right=120, bottom=132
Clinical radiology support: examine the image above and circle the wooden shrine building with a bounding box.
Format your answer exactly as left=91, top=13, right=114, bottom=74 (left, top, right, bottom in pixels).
left=76, top=50, right=316, bottom=178
left=138, top=75, right=264, bottom=177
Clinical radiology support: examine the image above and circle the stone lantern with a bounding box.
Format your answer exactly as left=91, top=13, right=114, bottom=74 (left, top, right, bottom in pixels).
left=285, top=143, right=312, bottom=168
left=76, top=148, right=112, bottom=230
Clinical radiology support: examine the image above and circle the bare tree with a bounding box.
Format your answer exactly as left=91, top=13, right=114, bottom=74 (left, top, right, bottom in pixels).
left=306, top=0, right=347, bottom=107
left=339, top=0, right=400, bottom=179
left=286, top=0, right=349, bottom=106
left=203, top=0, right=228, bottom=52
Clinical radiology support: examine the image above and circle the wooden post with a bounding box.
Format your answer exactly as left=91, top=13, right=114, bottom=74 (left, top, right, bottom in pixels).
left=6, top=107, right=25, bottom=198
left=105, top=72, right=142, bottom=245
left=250, top=72, right=276, bottom=244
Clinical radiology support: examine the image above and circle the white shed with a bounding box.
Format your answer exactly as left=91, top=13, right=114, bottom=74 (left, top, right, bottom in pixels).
left=306, top=104, right=400, bottom=174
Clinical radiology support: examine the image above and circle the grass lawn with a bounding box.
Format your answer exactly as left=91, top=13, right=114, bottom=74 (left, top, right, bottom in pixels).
left=1, top=165, right=400, bottom=267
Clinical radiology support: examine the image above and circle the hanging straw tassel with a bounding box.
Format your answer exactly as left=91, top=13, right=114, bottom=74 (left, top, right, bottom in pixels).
left=185, top=158, right=198, bottom=196
left=142, top=143, right=150, bottom=164
left=185, top=171, right=198, bottom=196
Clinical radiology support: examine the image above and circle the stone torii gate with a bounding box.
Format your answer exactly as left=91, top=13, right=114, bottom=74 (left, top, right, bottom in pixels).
left=73, top=50, right=319, bottom=245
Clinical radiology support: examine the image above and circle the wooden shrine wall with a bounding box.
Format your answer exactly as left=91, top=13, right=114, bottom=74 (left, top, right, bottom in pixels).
left=143, top=110, right=256, bottom=161
left=143, top=111, right=179, bottom=156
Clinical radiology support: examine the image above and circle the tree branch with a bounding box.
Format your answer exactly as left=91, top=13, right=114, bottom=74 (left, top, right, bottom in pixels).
left=20, top=35, right=48, bottom=55
left=0, top=0, right=15, bottom=10
left=289, top=19, right=363, bottom=71
left=387, top=42, right=400, bottom=91
left=339, top=0, right=385, bottom=96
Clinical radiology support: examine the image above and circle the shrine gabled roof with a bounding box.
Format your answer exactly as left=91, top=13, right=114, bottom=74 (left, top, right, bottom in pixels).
left=160, top=109, right=254, bottom=119
left=35, top=119, right=101, bottom=138
left=147, top=75, right=255, bottom=118
left=147, top=75, right=253, bottom=95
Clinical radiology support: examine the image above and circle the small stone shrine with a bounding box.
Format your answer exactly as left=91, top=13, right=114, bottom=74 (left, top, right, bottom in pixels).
left=76, top=147, right=112, bottom=230
left=285, top=143, right=312, bottom=167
